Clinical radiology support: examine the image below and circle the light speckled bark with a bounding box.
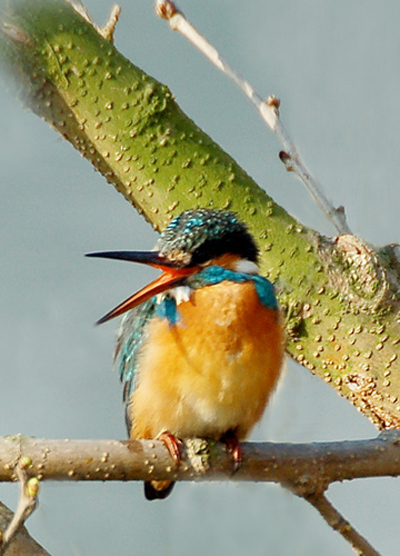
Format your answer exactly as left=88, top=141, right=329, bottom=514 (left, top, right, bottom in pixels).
left=0, top=434, right=400, bottom=486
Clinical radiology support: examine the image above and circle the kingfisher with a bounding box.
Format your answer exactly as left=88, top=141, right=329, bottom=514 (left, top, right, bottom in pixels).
left=87, top=209, right=284, bottom=500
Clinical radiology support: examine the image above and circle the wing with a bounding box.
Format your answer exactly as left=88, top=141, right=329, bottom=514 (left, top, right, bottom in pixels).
left=113, top=298, right=157, bottom=432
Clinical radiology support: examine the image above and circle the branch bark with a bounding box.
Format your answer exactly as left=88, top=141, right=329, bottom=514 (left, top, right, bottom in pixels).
left=0, top=433, right=399, bottom=486
left=1, top=433, right=398, bottom=555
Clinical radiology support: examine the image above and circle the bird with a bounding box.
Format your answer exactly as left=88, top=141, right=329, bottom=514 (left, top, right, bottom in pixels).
left=87, top=208, right=284, bottom=500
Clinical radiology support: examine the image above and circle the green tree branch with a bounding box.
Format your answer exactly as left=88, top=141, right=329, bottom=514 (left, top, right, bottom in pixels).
left=1, top=0, right=400, bottom=430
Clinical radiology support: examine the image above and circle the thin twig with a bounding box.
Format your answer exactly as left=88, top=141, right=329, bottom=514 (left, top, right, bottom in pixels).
left=0, top=22, right=31, bottom=45
left=68, top=1, right=121, bottom=42
left=100, top=5, right=121, bottom=43
left=0, top=501, right=51, bottom=556
left=155, top=0, right=352, bottom=235
left=304, top=491, right=382, bottom=556
left=0, top=458, right=39, bottom=555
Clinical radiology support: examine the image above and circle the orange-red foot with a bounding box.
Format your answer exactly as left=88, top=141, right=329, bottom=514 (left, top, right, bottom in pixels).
left=222, top=431, right=242, bottom=473
left=158, top=432, right=182, bottom=468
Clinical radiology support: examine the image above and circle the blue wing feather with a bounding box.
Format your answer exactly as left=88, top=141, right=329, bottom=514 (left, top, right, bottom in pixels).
left=114, top=298, right=157, bottom=429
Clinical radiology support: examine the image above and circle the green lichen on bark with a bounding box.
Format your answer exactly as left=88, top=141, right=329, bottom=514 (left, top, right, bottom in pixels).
left=2, top=0, right=400, bottom=429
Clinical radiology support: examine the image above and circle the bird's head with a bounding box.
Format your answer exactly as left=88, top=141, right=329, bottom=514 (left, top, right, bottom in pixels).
left=87, top=209, right=259, bottom=324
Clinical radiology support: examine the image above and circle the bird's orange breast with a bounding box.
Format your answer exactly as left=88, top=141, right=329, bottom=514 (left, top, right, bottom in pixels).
left=128, top=280, right=284, bottom=441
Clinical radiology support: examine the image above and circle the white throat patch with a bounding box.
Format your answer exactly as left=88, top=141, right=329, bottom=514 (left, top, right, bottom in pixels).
left=157, top=285, right=193, bottom=306
left=234, top=259, right=259, bottom=274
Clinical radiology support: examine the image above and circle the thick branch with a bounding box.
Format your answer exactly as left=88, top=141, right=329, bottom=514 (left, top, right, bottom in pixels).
left=1, top=433, right=400, bottom=488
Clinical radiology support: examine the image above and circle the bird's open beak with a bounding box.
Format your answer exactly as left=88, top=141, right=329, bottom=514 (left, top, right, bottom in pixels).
left=86, top=251, right=198, bottom=324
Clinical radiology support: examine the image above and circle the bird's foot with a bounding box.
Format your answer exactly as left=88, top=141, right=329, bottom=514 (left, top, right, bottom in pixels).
left=158, top=432, right=182, bottom=468
left=221, top=431, right=242, bottom=473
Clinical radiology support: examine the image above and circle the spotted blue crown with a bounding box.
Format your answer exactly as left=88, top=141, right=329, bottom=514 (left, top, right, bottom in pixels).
left=156, top=209, right=259, bottom=267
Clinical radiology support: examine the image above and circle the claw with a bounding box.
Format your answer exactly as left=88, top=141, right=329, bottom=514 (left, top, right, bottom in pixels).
left=158, top=432, right=182, bottom=467
left=222, top=431, right=242, bottom=473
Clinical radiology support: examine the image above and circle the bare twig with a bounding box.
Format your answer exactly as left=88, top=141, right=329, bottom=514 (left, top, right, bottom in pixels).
left=155, top=0, right=352, bottom=235
left=99, top=5, right=121, bottom=42
left=68, top=1, right=121, bottom=42
left=0, top=458, right=39, bottom=555
left=0, top=22, right=30, bottom=45
left=0, top=501, right=51, bottom=556
left=304, top=492, right=382, bottom=556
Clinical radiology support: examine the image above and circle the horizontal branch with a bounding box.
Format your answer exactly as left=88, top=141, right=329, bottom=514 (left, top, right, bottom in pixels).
left=1, top=433, right=400, bottom=494
left=2, top=434, right=393, bottom=556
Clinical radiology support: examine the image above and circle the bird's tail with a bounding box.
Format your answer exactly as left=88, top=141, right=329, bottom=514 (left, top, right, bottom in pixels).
left=144, top=480, right=175, bottom=500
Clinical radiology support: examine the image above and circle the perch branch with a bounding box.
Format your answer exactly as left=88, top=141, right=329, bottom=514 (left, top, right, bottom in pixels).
left=1, top=433, right=397, bottom=555
left=0, top=433, right=399, bottom=485
left=155, top=0, right=352, bottom=235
